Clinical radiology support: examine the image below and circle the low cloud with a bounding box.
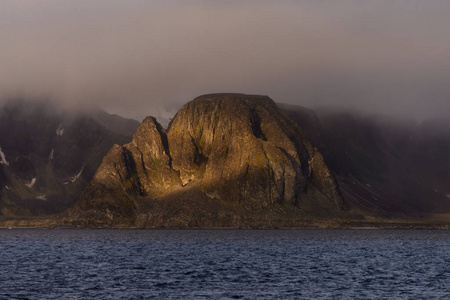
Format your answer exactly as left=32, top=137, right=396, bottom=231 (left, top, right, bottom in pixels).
left=1, top=0, right=449, bottom=119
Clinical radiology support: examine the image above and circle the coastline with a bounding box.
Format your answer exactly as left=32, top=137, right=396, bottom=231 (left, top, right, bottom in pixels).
left=0, top=215, right=448, bottom=230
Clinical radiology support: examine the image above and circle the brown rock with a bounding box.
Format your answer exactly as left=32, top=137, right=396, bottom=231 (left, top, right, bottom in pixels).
left=68, top=94, right=347, bottom=227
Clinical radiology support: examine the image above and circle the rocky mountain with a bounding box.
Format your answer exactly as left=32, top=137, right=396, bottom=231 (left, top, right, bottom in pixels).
left=0, top=99, right=139, bottom=216
left=280, top=104, right=450, bottom=218
left=2, top=94, right=448, bottom=228
left=67, top=94, right=349, bottom=227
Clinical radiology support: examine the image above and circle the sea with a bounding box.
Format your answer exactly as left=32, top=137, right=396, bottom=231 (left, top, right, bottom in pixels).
left=0, top=229, right=449, bottom=299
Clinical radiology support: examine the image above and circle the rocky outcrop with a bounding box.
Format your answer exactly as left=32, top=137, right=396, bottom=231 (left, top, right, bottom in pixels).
left=69, top=94, right=348, bottom=227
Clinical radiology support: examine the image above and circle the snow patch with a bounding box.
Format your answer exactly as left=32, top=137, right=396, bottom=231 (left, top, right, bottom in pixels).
left=0, top=147, right=9, bottom=166
left=49, top=149, right=54, bottom=160
left=56, top=124, right=65, bottom=136
left=71, top=166, right=84, bottom=182
left=65, top=166, right=84, bottom=184
left=36, top=195, right=47, bottom=201
left=25, top=178, right=36, bottom=188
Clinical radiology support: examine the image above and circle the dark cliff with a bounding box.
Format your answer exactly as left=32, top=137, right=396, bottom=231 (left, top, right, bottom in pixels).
left=68, top=94, right=349, bottom=227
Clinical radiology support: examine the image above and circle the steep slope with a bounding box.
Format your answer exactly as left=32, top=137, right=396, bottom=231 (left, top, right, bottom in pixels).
left=69, top=94, right=348, bottom=227
left=280, top=104, right=450, bottom=217
left=0, top=99, right=139, bottom=216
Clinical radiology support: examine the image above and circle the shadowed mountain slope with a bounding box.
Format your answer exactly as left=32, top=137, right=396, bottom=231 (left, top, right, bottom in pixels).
left=0, top=99, right=139, bottom=216
left=280, top=104, right=450, bottom=217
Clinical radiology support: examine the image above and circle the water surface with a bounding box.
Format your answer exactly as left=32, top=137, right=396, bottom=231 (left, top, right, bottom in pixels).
left=0, top=229, right=449, bottom=299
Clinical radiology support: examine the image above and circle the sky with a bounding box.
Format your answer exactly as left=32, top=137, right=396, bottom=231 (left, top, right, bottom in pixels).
left=1, top=0, right=450, bottom=120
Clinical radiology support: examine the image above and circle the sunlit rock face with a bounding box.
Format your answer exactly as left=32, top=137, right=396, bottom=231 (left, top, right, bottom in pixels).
left=71, top=94, right=347, bottom=227
left=167, top=94, right=343, bottom=209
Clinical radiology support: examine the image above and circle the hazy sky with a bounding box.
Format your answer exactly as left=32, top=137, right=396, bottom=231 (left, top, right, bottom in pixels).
left=1, top=0, right=450, bottom=119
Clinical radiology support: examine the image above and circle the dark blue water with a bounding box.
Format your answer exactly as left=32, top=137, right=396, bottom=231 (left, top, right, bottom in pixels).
left=0, top=229, right=449, bottom=299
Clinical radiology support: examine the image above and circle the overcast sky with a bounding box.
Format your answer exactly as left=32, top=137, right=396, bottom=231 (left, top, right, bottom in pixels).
left=1, top=0, right=449, bottom=120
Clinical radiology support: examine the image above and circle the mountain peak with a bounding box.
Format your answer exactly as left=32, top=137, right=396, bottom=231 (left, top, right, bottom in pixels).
left=69, top=94, right=347, bottom=227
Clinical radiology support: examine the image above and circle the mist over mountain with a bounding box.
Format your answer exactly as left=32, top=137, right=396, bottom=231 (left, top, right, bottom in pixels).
left=1, top=1, right=450, bottom=120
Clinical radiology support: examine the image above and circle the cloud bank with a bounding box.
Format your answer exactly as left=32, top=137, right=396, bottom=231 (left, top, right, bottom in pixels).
left=1, top=0, right=449, bottom=119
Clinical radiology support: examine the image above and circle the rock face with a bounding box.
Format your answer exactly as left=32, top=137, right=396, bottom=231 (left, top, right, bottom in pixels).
left=69, top=94, right=347, bottom=227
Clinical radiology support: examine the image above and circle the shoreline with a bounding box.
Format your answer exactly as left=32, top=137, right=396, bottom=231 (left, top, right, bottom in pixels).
left=0, top=217, right=448, bottom=230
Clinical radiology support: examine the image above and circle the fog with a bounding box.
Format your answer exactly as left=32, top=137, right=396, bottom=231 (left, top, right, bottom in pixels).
left=1, top=0, right=449, bottom=120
